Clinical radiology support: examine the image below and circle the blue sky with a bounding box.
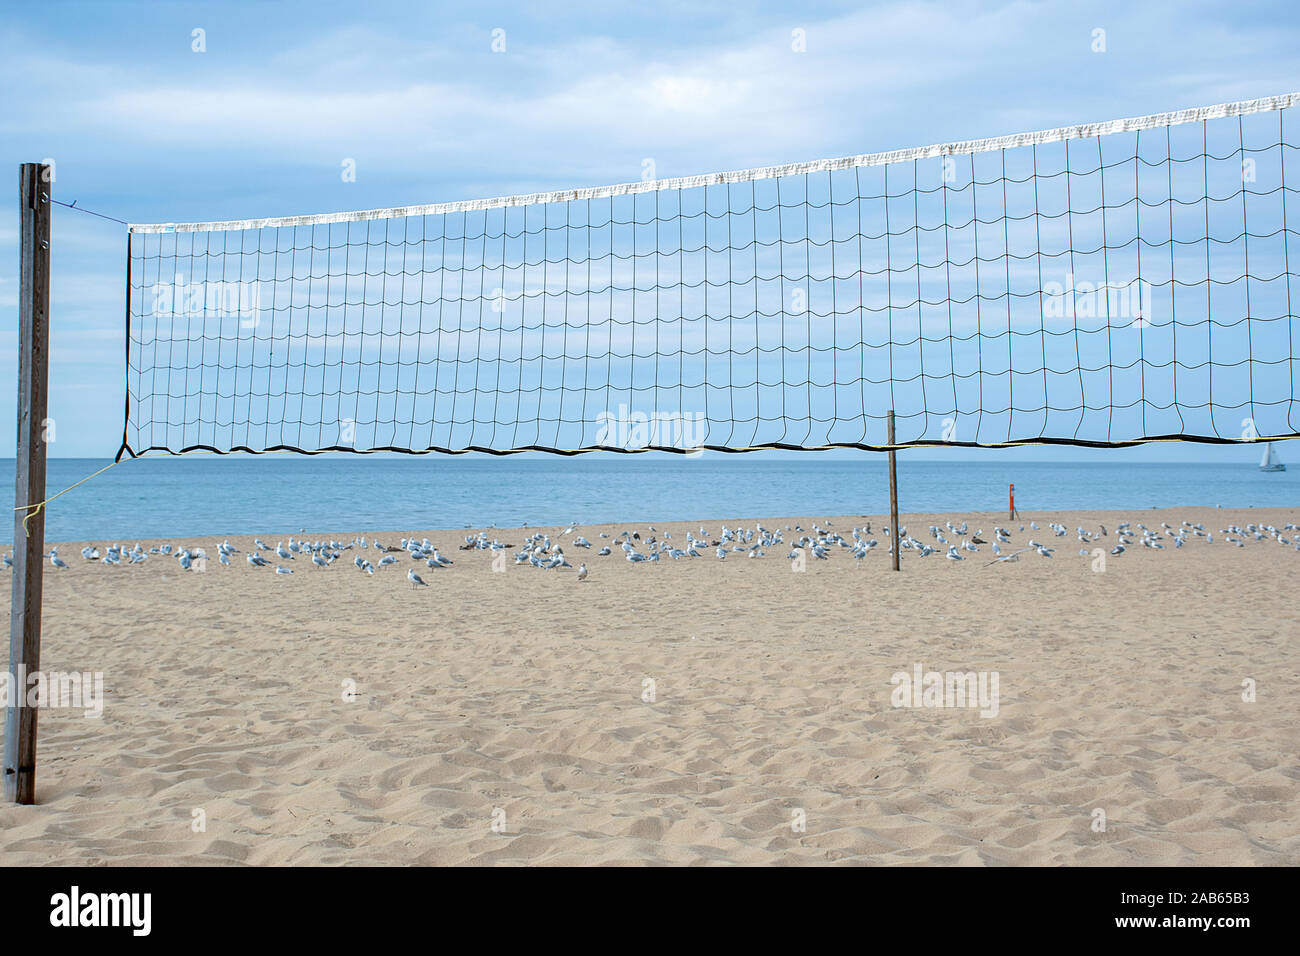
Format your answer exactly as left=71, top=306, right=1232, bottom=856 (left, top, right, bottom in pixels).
left=2, top=0, right=1299, bottom=461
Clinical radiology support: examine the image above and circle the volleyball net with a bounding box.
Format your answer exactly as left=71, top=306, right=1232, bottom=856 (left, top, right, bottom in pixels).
left=120, top=92, right=1300, bottom=457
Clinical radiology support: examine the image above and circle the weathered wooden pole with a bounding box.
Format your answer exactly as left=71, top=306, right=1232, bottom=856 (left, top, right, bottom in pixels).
left=5, top=164, right=52, bottom=804
left=888, top=409, right=899, bottom=572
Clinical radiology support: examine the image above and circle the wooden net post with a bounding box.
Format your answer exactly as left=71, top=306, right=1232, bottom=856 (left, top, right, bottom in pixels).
left=888, top=409, right=900, bottom=572
left=5, top=163, right=52, bottom=804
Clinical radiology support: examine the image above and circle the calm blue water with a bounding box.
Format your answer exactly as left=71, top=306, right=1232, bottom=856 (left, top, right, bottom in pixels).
left=3, top=455, right=1298, bottom=543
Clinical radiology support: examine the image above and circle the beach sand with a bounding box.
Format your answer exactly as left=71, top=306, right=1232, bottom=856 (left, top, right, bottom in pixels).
left=1, top=506, right=1297, bottom=865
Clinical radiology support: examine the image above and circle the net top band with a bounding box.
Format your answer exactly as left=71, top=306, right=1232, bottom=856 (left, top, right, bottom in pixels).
left=128, top=90, right=1299, bottom=234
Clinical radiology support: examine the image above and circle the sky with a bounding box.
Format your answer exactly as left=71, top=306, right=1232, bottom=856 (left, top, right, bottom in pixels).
left=1, top=0, right=1299, bottom=462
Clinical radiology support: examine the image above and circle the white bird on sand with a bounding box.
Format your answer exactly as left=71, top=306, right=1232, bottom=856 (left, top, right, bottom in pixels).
left=576, top=564, right=588, bottom=582
left=275, top=565, right=293, bottom=575
left=49, top=550, right=68, bottom=569
left=408, top=567, right=428, bottom=587
left=219, top=551, right=231, bottom=566
left=987, top=547, right=1030, bottom=565
left=276, top=542, right=293, bottom=560
left=430, top=549, right=453, bottom=567
left=312, top=553, right=331, bottom=569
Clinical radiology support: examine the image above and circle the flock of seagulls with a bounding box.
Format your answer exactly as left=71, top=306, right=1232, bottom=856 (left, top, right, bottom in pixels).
left=6, top=516, right=1298, bottom=586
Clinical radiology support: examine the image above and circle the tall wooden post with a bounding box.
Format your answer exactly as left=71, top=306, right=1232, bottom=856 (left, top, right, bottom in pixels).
left=888, top=409, right=899, bottom=572
left=5, top=164, right=52, bottom=804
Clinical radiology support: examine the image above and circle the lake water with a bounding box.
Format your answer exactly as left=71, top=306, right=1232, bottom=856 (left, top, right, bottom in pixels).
left=3, top=454, right=1298, bottom=543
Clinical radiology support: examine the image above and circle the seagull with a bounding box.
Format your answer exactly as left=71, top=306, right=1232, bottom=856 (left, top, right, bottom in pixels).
left=274, top=565, right=294, bottom=575
left=985, top=547, right=1031, bottom=565
left=576, top=564, right=588, bottom=582
left=49, top=550, right=68, bottom=570
left=408, top=567, right=428, bottom=587
left=430, top=549, right=453, bottom=568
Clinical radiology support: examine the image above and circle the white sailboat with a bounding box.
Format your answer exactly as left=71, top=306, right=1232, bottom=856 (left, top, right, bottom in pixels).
left=1259, top=442, right=1286, bottom=472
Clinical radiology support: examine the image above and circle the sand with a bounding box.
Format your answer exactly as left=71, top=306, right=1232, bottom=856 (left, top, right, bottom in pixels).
left=1, top=506, right=1297, bottom=866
